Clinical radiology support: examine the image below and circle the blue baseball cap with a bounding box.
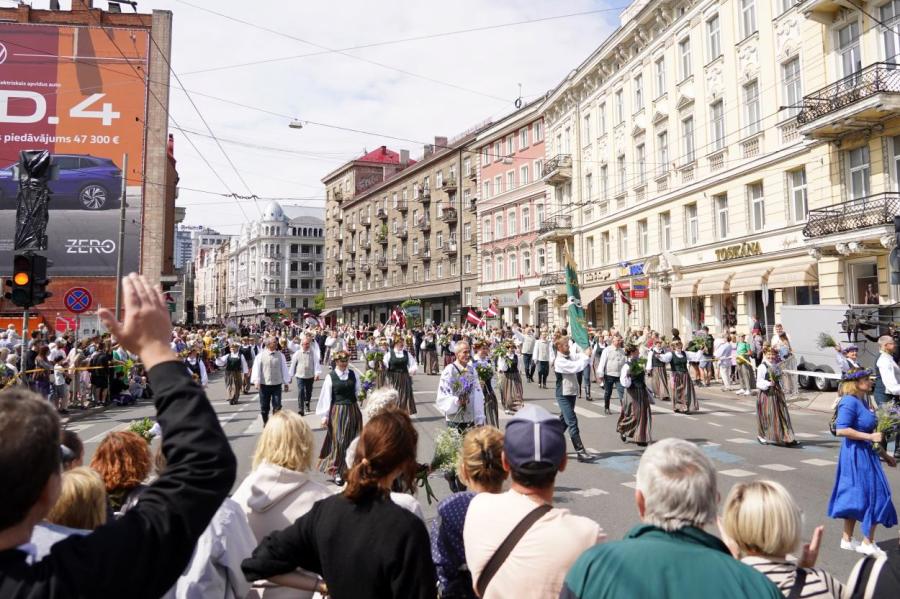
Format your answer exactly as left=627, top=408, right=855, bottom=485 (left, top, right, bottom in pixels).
left=504, top=405, right=567, bottom=474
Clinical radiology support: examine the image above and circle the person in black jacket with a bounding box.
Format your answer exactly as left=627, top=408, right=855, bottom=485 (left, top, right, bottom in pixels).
left=0, top=273, right=237, bottom=599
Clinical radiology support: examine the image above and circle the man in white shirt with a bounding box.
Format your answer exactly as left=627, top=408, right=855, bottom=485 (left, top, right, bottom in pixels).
left=250, top=338, right=291, bottom=426
left=289, top=335, right=322, bottom=415
left=435, top=340, right=485, bottom=433
left=874, top=335, right=900, bottom=457
left=596, top=336, right=626, bottom=415
left=521, top=327, right=537, bottom=383
left=464, top=405, right=604, bottom=599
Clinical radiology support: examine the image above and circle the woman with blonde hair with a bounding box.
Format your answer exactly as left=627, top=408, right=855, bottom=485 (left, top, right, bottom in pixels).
left=90, top=430, right=151, bottom=516
left=30, top=467, right=108, bottom=562
left=721, top=479, right=843, bottom=598
left=232, top=410, right=331, bottom=598
left=431, top=426, right=507, bottom=598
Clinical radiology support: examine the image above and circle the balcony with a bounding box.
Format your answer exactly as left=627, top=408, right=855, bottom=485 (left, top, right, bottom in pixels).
left=375, top=231, right=388, bottom=245
left=336, top=254, right=345, bottom=263
left=540, top=272, right=565, bottom=286
left=333, top=189, right=344, bottom=203
left=376, top=207, right=388, bottom=220
left=377, top=256, right=388, bottom=270
left=397, top=227, right=408, bottom=239
left=348, top=245, right=357, bottom=255
left=360, top=261, right=371, bottom=274
left=396, top=254, right=409, bottom=266
left=397, top=200, right=409, bottom=212
left=799, top=0, right=852, bottom=24
left=442, top=240, right=458, bottom=255
left=439, top=207, right=458, bottom=223
left=361, top=216, right=372, bottom=227
left=361, top=239, right=371, bottom=250
left=346, top=222, right=357, bottom=232
left=797, top=63, right=900, bottom=139
left=418, top=188, right=432, bottom=204
left=346, top=264, right=357, bottom=277
left=334, top=212, right=343, bottom=223
left=441, top=177, right=458, bottom=193
left=537, top=214, right=574, bottom=243
left=541, top=154, right=573, bottom=185
left=467, top=197, right=478, bottom=212
left=335, top=271, right=343, bottom=283
left=803, top=192, right=900, bottom=238
left=418, top=216, right=432, bottom=232
left=421, top=245, right=432, bottom=261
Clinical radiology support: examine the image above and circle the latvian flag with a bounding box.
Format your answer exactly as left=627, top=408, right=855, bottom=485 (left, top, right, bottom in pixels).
left=302, top=311, right=322, bottom=327
left=390, top=306, right=407, bottom=328
left=466, top=307, right=484, bottom=327
left=485, top=299, right=499, bottom=318
left=615, top=280, right=632, bottom=314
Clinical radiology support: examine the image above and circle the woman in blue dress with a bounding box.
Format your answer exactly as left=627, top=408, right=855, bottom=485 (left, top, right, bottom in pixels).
left=828, top=368, right=897, bottom=557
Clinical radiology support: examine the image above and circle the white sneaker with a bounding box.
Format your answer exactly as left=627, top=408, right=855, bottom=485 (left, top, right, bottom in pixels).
left=840, top=537, right=860, bottom=552
left=857, top=541, right=886, bottom=557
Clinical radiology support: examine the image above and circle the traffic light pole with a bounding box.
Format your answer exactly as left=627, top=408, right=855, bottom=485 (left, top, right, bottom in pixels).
left=20, top=309, right=28, bottom=377
left=114, top=153, right=128, bottom=321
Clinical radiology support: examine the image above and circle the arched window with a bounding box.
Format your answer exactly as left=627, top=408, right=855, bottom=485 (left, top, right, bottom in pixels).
left=483, top=258, right=492, bottom=282
left=495, top=255, right=504, bottom=280
left=495, top=215, right=503, bottom=239
left=537, top=247, right=546, bottom=272
left=522, top=250, right=531, bottom=276
left=508, top=253, right=517, bottom=279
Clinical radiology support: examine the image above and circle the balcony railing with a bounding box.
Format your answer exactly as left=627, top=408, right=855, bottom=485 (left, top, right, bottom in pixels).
left=376, top=208, right=388, bottom=220
left=797, top=63, right=900, bottom=127
left=334, top=212, right=343, bottom=222
left=439, top=207, right=458, bottom=223
left=541, top=154, right=573, bottom=185
left=441, top=177, right=458, bottom=192
left=397, top=227, right=408, bottom=239
left=346, top=264, right=357, bottom=276
left=361, top=239, right=371, bottom=250
left=421, top=246, right=432, bottom=260
left=377, top=256, right=388, bottom=269
left=442, top=240, right=458, bottom=255
left=467, top=197, right=478, bottom=212
left=333, top=189, right=344, bottom=202
left=803, top=192, right=900, bottom=238
left=360, top=261, right=371, bottom=273
left=467, top=168, right=477, bottom=181
left=418, top=188, right=432, bottom=203
left=346, top=223, right=357, bottom=232
left=396, top=254, right=409, bottom=266
left=361, top=216, right=372, bottom=227
left=418, top=216, right=432, bottom=231
left=540, top=272, right=565, bottom=286
left=375, top=232, right=388, bottom=245
left=537, top=214, right=574, bottom=241
left=397, top=200, right=408, bottom=212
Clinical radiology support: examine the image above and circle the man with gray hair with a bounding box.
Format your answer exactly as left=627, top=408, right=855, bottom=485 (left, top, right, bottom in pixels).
left=561, top=438, right=780, bottom=598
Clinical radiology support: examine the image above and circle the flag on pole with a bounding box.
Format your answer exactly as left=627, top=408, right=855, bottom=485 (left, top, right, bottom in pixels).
left=563, top=245, right=590, bottom=349
left=466, top=308, right=484, bottom=327
left=615, top=280, right=633, bottom=314
left=390, top=306, right=407, bottom=328
left=485, top=299, right=499, bottom=318
left=516, top=274, right=524, bottom=300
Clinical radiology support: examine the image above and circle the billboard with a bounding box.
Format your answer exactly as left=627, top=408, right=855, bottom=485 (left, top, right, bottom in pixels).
left=0, top=22, right=150, bottom=276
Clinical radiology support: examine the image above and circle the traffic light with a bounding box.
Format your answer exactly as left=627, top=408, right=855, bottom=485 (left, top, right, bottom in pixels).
left=4, top=253, right=51, bottom=309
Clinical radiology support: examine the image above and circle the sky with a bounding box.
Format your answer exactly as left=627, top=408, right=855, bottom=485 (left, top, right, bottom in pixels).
left=18, top=0, right=625, bottom=234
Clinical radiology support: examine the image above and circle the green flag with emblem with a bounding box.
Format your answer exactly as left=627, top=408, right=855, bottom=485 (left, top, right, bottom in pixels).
left=563, top=245, right=590, bottom=349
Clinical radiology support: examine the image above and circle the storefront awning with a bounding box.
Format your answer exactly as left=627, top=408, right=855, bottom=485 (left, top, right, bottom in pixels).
left=696, top=272, right=733, bottom=296
left=319, top=308, right=338, bottom=317
left=581, top=286, right=606, bottom=307
left=767, top=260, right=818, bottom=289
left=729, top=264, right=773, bottom=293
left=669, top=275, right=702, bottom=298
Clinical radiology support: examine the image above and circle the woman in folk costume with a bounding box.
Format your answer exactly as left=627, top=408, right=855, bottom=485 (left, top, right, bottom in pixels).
left=420, top=329, right=440, bottom=375
left=496, top=340, right=524, bottom=415
left=647, top=338, right=671, bottom=402
left=472, top=340, right=500, bottom=427
left=184, top=347, right=208, bottom=388
left=441, top=330, right=455, bottom=368
left=215, top=343, right=248, bottom=405
left=323, top=330, right=339, bottom=365
left=756, top=345, right=798, bottom=446
left=367, top=337, right=389, bottom=388
left=316, top=350, right=363, bottom=486
left=382, top=335, right=418, bottom=414
left=656, top=340, right=701, bottom=414
left=617, top=344, right=652, bottom=447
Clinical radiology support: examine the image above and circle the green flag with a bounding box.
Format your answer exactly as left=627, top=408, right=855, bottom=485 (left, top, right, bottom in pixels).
left=563, top=246, right=590, bottom=349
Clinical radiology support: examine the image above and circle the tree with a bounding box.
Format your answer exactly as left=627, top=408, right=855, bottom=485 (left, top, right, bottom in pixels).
left=313, top=291, right=325, bottom=311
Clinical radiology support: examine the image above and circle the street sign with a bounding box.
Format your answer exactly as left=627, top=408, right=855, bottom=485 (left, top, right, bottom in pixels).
left=64, top=287, right=92, bottom=314
left=55, top=316, right=76, bottom=332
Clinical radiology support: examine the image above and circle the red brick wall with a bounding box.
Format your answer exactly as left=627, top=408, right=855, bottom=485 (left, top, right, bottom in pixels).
left=0, top=277, right=117, bottom=318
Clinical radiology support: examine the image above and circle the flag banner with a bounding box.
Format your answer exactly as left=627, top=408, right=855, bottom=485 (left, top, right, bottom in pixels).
left=466, top=308, right=484, bottom=326
left=485, top=300, right=499, bottom=318
left=630, top=277, right=649, bottom=299
left=615, top=280, right=633, bottom=314
left=563, top=246, right=590, bottom=349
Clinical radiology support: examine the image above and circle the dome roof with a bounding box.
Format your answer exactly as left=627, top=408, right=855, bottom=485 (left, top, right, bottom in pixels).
left=262, top=201, right=285, bottom=222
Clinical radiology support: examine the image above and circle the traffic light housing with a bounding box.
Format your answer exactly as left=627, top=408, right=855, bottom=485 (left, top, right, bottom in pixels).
left=4, top=253, right=51, bottom=309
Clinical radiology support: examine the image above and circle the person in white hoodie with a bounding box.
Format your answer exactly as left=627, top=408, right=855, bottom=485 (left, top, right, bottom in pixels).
left=232, top=410, right=331, bottom=598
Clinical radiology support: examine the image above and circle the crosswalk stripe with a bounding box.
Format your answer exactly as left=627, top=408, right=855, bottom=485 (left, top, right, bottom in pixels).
left=760, top=464, right=797, bottom=472
left=704, top=401, right=747, bottom=412
left=801, top=458, right=837, bottom=466
left=726, top=437, right=757, bottom=444
left=574, top=406, right=604, bottom=418
left=719, top=468, right=757, bottom=477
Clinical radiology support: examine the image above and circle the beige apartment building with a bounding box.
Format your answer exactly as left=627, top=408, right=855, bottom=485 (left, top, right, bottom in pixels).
left=322, top=136, right=481, bottom=324
left=537, top=0, right=837, bottom=335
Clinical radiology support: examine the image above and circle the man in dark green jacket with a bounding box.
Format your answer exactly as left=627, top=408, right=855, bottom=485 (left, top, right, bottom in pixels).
left=561, top=438, right=781, bottom=599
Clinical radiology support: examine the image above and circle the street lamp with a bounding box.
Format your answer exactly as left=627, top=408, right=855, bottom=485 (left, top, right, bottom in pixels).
left=289, top=120, right=304, bottom=130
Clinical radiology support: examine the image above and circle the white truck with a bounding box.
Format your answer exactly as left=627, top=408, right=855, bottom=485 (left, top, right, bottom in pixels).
left=779, top=304, right=900, bottom=391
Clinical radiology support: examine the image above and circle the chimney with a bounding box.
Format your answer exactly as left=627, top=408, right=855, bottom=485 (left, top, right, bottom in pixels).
left=380, top=145, right=387, bottom=155
left=434, top=136, right=448, bottom=150
left=423, top=144, right=434, bottom=158
left=400, top=149, right=409, bottom=167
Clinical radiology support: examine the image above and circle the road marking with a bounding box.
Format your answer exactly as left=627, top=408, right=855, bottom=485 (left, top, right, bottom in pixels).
left=708, top=411, right=734, bottom=418
left=726, top=437, right=757, bottom=444
left=709, top=422, right=723, bottom=427
left=704, top=400, right=747, bottom=412
left=719, top=468, right=757, bottom=477
left=568, top=488, right=609, bottom=497
left=760, top=464, right=797, bottom=472
left=621, top=481, right=638, bottom=489
left=85, top=422, right=128, bottom=443
left=574, top=406, right=604, bottom=418
left=242, top=417, right=264, bottom=437
left=801, top=458, right=837, bottom=466
left=683, top=415, right=698, bottom=420
left=63, top=423, right=91, bottom=432
left=731, top=428, right=750, bottom=434
left=700, top=442, right=721, bottom=447
left=793, top=432, right=820, bottom=439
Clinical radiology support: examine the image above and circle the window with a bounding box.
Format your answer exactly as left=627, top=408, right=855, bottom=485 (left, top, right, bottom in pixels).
left=707, top=15, right=721, bottom=60
left=509, top=253, right=518, bottom=278
left=715, top=194, right=729, bottom=239
left=436, top=171, right=443, bottom=187
left=507, top=171, right=515, bottom=191
left=634, top=74, right=644, bottom=111
left=536, top=204, right=544, bottom=228
left=657, top=131, right=669, bottom=176
left=495, top=256, right=504, bottom=279
left=600, top=165, right=609, bottom=199
left=464, top=159, right=471, bottom=176
left=789, top=168, right=808, bottom=222
left=483, top=181, right=491, bottom=199
left=495, top=215, right=504, bottom=238
left=848, top=145, right=870, bottom=199
left=740, top=0, right=757, bottom=38
left=413, top=266, right=419, bottom=283
left=437, top=262, right=444, bottom=278
left=483, top=258, right=492, bottom=281
left=659, top=211, right=672, bottom=251
left=494, top=175, right=503, bottom=194
left=507, top=209, right=517, bottom=236
left=881, top=0, right=900, bottom=62
left=615, top=89, right=625, bottom=124
left=493, top=141, right=502, bottom=162
left=412, top=237, right=419, bottom=255
left=748, top=182, right=765, bottom=231
left=711, top=100, right=726, bottom=149
left=655, top=57, right=666, bottom=97
left=583, top=113, right=592, bottom=141
left=584, top=172, right=593, bottom=199
left=534, top=159, right=543, bottom=180
left=482, top=148, right=490, bottom=166
left=638, top=220, right=649, bottom=254
left=464, top=255, right=472, bottom=274
left=522, top=251, right=531, bottom=275
left=636, top=144, right=646, bottom=185
left=464, top=222, right=472, bottom=241
left=537, top=247, right=546, bottom=272
left=506, top=135, right=514, bottom=156
left=519, top=127, right=529, bottom=148
left=522, top=207, right=530, bottom=231
left=601, top=232, right=610, bottom=263
left=533, top=120, right=543, bottom=142
left=520, top=165, right=529, bottom=185
left=838, top=22, right=861, bottom=79
left=598, top=103, right=607, bottom=135
left=586, top=236, right=595, bottom=267
left=743, top=80, right=760, bottom=135
left=682, top=116, right=695, bottom=163
left=778, top=0, right=796, bottom=13
left=781, top=58, right=802, bottom=118
left=686, top=203, right=699, bottom=245
left=617, top=226, right=629, bottom=261
left=679, top=37, right=692, bottom=80
left=483, top=218, right=491, bottom=242
left=617, top=155, right=627, bottom=195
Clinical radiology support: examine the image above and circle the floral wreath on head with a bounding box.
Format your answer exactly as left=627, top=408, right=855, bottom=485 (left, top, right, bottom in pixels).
left=332, top=350, right=350, bottom=362
left=842, top=367, right=872, bottom=382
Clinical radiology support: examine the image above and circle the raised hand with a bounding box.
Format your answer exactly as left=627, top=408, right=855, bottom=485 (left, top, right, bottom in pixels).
left=798, top=525, right=823, bottom=569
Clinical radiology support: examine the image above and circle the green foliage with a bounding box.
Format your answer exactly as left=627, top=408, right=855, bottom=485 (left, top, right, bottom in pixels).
left=313, top=291, right=326, bottom=311
left=128, top=417, right=155, bottom=443
left=430, top=428, right=463, bottom=475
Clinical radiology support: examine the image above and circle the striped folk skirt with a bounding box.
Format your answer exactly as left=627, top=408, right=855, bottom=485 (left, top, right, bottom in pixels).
left=670, top=371, right=699, bottom=413
left=224, top=370, right=242, bottom=403
left=423, top=350, right=440, bottom=375
left=757, top=385, right=796, bottom=446
left=443, top=353, right=455, bottom=367
left=499, top=371, right=524, bottom=412
left=374, top=365, right=388, bottom=389
left=318, top=402, right=363, bottom=478
left=481, top=380, right=500, bottom=428
left=385, top=369, right=417, bottom=414
left=617, top=384, right=652, bottom=444
left=649, top=365, right=670, bottom=401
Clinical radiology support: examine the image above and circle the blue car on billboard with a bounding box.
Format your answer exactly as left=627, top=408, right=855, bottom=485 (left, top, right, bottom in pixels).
left=0, top=154, right=122, bottom=210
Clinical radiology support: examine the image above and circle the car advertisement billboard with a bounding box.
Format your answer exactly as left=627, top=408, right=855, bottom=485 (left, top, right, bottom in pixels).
left=0, top=22, right=150, bottom=276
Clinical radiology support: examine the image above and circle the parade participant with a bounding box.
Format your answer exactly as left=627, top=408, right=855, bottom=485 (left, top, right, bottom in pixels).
left=315, top=350, right=362, bottom=486
left=497, top=340, right=524, bottom=415
left=617, top=344, right=652, bottom=447
left=436, top=341, right=485, bottom=434
left=835, top=344, right=862, bottom=374
left=715, top=333, right=734, bottom=389
left=829, top=368, right=897, bottom=557
left=755, top=346, right=798, bottom=446
left=184, top=347, right=208, bottom=388
left=554, top=337, right=593, bottom=462
left=289, top=335, right=322, bottom=416
left=367, top=337, right=390, bottom=388
left=239, top=337, right=257, bottom=393
left=383, top=334, right=418, bottom=414
left=873, top=336, right=900, bottom=458
left=441, top=332, right=455, bottom=367
left=323, top=331, right=339, bottom=366
left=473, top=340, right=500, bottom=428
left=648, top=338, right=671, bottom=403
left=533, top=331, right=551, bottom=389
left=597, top=335, right=627, bottom=415
left=250, top=338, right=291, bottom=426
left=736, top=334, right=754, bottom=396
left=656, top=340, right=700, bottom=414
left=215, top=343, right=248, bottom=405
left=522, top=327, right=537, bottom=383
left=421, top=329, right=440, bottom=375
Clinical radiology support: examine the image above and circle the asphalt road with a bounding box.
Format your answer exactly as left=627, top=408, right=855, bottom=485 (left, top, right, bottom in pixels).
left=70, top=362, right=900, bottom=583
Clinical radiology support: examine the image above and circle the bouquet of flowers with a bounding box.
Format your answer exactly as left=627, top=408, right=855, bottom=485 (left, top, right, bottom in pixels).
left=816, top=332, right=838, bottom=350
left=358, top=369, right=377, bottom=402
left=365, top=350, right=384, bottom=368
left=451, top=372, right=478, bottom=407
left=475, top=362, right=494, bottom=383
left=128, top=417, right=156, bottom=443
left=431, top=427, right=463, bottom=475
left=438, top=335, right=449, bottom=347
left=628, top=357, right=648, bottom=376
left=686, top=336, right=707, bottom=352
left=874, top=402, right=900, bottom=453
